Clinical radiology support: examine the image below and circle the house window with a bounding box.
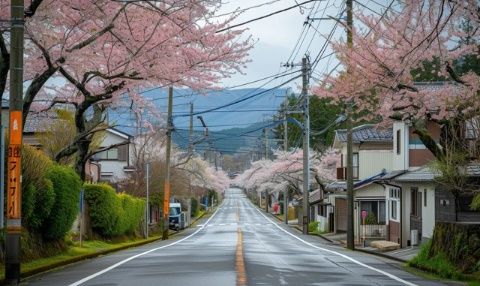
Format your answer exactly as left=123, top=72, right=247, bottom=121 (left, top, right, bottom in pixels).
left=411, top=188, right=419, bottom=216
left=96, top=148, right=119, bottom=160
left=424, top=189, right=427, bottom=207
left=391, top=201, right=398, bottom=220
left=389, top=188, right=400, bottom=221
left=396, top=129, right=401, bottom=155
left=360, top=201, right=386, bottom=224
left=94, top=145, right=128, bottom=161
left=353, top=153, right=359, bottom=179
left=317, top=204, right=327, bottom=217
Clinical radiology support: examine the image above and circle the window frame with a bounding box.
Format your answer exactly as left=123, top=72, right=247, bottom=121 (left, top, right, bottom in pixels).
left=396, top=129, right=401, bottom=155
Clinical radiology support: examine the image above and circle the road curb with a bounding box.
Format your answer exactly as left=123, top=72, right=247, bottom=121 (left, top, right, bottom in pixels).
left=8, top=211, right=211, bottom=284
left=18, top=236, right=164, bottom=281
left=354, top=248, right=407, bottom=263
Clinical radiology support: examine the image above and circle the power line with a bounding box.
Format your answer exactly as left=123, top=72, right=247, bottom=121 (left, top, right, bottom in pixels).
left=212, top=0, right=283, bottom=18
left=174, top=75, right=301, bottom=118
left=216, top=0, right=322, bottom=33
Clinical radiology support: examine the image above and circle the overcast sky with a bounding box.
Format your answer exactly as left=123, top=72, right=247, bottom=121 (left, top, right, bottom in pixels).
left=216, top=0, right=346, bottom=90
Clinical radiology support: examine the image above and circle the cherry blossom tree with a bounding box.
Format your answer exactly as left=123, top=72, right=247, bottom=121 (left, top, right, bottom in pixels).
left=0, top=0, right=252, bottom=179
left=313, top=0, right=480, bottom=159
left=235, top=148, right=340, bottom=199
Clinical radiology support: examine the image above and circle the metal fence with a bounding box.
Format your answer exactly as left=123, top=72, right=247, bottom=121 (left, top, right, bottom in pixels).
left=361, top=224, right=387, bottom=238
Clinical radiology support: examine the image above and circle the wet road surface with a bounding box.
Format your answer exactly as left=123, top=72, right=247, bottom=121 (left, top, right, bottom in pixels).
left=25, top=188, right=447, bottom=286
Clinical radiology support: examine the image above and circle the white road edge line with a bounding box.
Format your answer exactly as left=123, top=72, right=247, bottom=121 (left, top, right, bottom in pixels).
left=68, top=205, right=222, bottom=286
left=251, top=202, right=418, bottom=286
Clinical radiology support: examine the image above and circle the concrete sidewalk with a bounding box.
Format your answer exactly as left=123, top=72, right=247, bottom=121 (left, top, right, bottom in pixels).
left=318, top=232, right=420, bottom=262
left=269, top=212, right=420, bottom=262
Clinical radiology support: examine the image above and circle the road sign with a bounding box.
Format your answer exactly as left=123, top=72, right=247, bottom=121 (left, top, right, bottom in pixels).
left=361, top=210, right=367, bottom=220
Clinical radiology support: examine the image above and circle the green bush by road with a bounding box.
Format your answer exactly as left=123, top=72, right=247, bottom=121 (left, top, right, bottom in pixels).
left=43, top=165, right=82, bottom=240
left=84, top=183, right=145, bottom=237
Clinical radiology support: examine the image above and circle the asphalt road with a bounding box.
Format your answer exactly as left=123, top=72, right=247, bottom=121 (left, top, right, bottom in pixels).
left=24, top=188, right=447, bottom=286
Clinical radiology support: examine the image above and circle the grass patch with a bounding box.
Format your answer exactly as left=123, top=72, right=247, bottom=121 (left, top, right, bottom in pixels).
left=0, top=236, right=160, bottom=281
left=408, top=240, right=480, bottom=285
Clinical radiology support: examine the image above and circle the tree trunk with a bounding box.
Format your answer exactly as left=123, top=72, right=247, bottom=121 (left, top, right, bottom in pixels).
left=0, top=36, right=9, bottom=99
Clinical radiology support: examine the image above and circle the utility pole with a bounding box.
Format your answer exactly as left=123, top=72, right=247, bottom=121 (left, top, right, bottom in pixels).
left=189, top=102, right=193, bottom=154
left=283, top=106, right=289, bottom=225
left=264, top=128, right=268, bottom=160
left=283, top=113, right=288, bottom=152
left=162, top=86, right=173, bottom=240
left=346, top=0, right=355, bottom=251
left=302, top=56, right=311, bottom=235
left=145, top=162, right=150, bottom=238
left=187, top=102, right=193, bottom=226
left=6, top=1, right=25, bottom=284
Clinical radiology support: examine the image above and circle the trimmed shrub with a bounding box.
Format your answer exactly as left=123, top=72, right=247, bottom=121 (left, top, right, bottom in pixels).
left=308, top=221, right=319, bottom=233
left=84, top=183, right=121, bottom=236
left=43, top=165, right=82, bottom=240
left=118, top=193, right=145, bottom=235
left=84, top=183, right=145, bottom=237
left=21, top=146, right=56, bottom=232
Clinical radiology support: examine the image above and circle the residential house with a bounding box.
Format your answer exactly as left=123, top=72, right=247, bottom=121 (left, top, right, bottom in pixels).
left=378, top=120, right=480, bottom=247
left=91, top=127, right=135, bottom=183
left=322, top=124, right=393, bottom=240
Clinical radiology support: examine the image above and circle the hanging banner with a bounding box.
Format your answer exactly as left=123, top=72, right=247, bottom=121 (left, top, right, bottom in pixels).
left=7, top=111, right=22, bottom=225
left=163, top=182, right=171, bottom=218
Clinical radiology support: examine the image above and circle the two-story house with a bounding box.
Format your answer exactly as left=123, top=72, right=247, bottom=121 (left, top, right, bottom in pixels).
left=92, top=128, right=135, bottom=183
left=378, top=120, right=480, bottom=247
left=322, top=124, right=393, bottom=239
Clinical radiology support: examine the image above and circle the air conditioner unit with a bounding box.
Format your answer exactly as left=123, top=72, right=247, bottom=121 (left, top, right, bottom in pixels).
left=411, top=229, right=419, bottom=246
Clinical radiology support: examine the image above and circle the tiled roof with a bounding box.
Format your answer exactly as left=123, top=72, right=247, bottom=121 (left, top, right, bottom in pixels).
left=309, top=189, right=322, bottom=204
left=393, top=167, right=438, bottom=182
left=374, top=170, right=407, bottom=181
left=24, top=111, right=59, bottom=133
left=335, top=124, right=393, bottom=143
left=326, top=171, right=387, bottom=191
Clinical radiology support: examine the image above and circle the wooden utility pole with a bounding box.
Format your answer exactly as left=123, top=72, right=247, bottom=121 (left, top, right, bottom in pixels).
left=302, top=56, right=311, bottom=235
left=6, top=0, right=25, bottom=284
left=189, top=102, right=193, bottom=154
left=162, top=86, right=173, bottom=240
left=346, top=0, right=355, bottom=251
left=264, top=128, right=268, bottom=160
left=187, top=102, right=193, bottom=226
left=284, top=107, right=289, bottom=225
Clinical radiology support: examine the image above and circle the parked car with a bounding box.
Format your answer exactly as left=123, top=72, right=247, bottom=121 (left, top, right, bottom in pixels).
left=169, top=203, right=186, bottom=230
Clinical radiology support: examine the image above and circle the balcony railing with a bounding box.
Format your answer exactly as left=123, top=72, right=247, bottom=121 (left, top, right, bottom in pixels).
left=360, top=224, right=387, bottom=238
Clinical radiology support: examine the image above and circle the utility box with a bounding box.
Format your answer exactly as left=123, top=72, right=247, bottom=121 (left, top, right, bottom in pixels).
left=411, top=229, right=419, bottom=246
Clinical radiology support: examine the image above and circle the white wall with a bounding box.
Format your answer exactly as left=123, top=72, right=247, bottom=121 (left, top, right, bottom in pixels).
left=422, top=187, right=436, bottom=239
left=393, top=122, right=409, bottom=171
left=358, top=150, right=392, bottom=179
left=398, top=182, right=436, bottom=246
left=98, top=130, right=132, bottom=182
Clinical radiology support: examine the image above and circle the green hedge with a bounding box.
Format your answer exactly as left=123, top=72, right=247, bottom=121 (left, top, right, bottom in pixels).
left=84, top=183, right=145, bottom=237
left=43, top=165, right=82, bottom=240
left=21, top=145, right=56, bottom=233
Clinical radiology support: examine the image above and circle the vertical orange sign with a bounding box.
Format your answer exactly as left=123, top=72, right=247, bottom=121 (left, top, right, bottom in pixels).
left=163, top=182, right=171, bottom=218
left=7, top=111, right=22, bottom=222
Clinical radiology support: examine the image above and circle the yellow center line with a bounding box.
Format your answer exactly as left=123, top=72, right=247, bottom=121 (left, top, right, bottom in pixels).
left=236, top=227, right=247, bottom=286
